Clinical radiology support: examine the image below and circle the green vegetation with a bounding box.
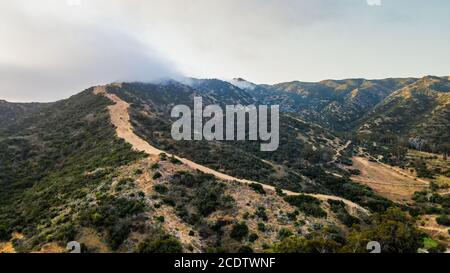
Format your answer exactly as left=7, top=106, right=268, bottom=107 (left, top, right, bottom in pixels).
left=275, top=187, right=286, bottom=197
left=169, top=155, right=182, bottom=164
left=343, top=208, right=424, bottom=253
left=230, top=222, right=249, bottom=241
left=328, top=200, right=359, bottom=227
left=238, top=245, right=254, bottom=253
left=137, top=235, right=183, bottom=253
left=249, top=233, right=259, bottom=243
left=257, top=222, right=266, bottom=232
left=423, top=237, right=438, bottom=249
left=284, top=195, right=327, bottom=218
left=249, top=183, right=266, bottom=195
left=278, top=228, right=293, bottom=240
left=0, top=90, right=144, bottom=250
left=2, top=77, right=448, bottom=252
left=153, top=184, right=168, bottom=195
left=436, top=215, right=450, bottom=226
left=79, top=195, right=146, bottom=249
left=269, top=208, right=424, bottom=253
left=152, top=172, right=162, bottom=179
left=254, top=207, right=268, bottom=221
left=0, top=224, right=9, bottom=241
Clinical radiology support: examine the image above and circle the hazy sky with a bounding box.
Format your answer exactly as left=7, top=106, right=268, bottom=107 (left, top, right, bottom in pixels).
left=1, top=0, right=449, bottom=102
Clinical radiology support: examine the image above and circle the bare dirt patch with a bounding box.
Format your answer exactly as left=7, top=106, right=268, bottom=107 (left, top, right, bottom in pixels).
left=351, top=157, right=428, bottom=203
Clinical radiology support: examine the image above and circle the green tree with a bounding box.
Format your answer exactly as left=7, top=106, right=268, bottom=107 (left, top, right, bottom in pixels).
left=343, top=208, right=423, bottom=253
left=137, top=235, right=183, bottom=253
left=230, top=222, right=249, bottom=241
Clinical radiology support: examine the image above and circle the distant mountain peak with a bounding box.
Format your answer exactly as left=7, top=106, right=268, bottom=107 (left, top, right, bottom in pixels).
left=229, top=78, right=256, bottom=90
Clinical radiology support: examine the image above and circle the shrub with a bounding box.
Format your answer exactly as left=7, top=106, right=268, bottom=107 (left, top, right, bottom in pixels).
left=284, top=195, right=327, bottom=218
left=344, top=208, right=423, bottom=253
left=257, top=222, right=266, bottom=232
left=153, top=184, right=168, bottom=195
left=249, top=183, right=266, bottom=195
left=78, top=196, right=146, bottom=249
left=137, top=235, right=183, bottom=253
left=156, top=216, right=165, bottom=223
left=243, top=212, right=250, bottom=220
left=337, top=212, right=359, bottom=228
left=287, top=211, right=299, bottom=221
left=152, top=172, right=162, bottom=179
left=249, top=233, right=259, bottom=243
left=436, top=215, right=450, bottom=226
left=159, top=153, right=168, bottom=161
left=255, top=207, right=268, bottom=221
left=276, top=187, right=286, bottom=197
left=54, top=223, right=77, bottom=242
left=238, top=246, right=254, bottom=253
left=170, top=155, right=182, bottom=165
left=230, top=222, right=249, bottom=241
left=151, top=163, right=160, bottom=170
left=278, top=228, right=293, bottom=240
left=106, top=221, right=131, bottom=250
left=328, top=199, right=359, bottom=227
left=328, top=200, right=346, bottom=213
left=0, top=224, right=10, bottom=241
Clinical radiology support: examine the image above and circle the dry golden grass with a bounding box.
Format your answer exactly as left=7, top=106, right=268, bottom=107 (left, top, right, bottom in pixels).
left=351, top=157, right=428, bottom=203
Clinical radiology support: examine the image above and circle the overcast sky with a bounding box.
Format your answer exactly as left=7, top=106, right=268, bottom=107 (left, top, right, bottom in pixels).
left=1, top=0, right=449, bottom=102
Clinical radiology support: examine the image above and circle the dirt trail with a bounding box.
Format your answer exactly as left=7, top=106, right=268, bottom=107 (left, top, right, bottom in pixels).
left=94, top=86, right=369, bottom=214
left=332, top=140, right=351, bottom=163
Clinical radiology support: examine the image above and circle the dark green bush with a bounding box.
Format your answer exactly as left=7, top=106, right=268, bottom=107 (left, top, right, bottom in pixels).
left=436, top=215, right=450, bottom=226
left=257, top=222, right=266, bottom=232
left=278, top=228, right=293, bottom=240
left=238, top=245, right=254, bottom=253
left=153, top=172, right=162, bottom=179
left=0, top=224, right=10, bottom=241
left=153, top=184, right=168, bottom=195
left=284, top=195, right=327, bottom=218
left=230, top=222, right=249, bottom=241
left=137, top=235, right=183, bottom=253
left=249, top=233, right=259, bottom=243
left=170, top=155, right=182, bottom=164
left=255, top=207, right=268, bottom=221
left=249, top=183, right=266, bottom=195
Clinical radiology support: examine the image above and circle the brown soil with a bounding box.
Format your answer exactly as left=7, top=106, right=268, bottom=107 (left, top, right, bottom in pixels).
left=351, top=157, right=428, bottom=203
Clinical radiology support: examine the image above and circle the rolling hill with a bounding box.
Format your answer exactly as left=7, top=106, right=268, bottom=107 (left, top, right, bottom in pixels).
left=0, top=75, right=448, bottom=253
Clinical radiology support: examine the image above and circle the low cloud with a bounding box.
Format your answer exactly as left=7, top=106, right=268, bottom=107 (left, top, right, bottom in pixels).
left=0, top=1, right=180, bottom=102
left=367, top=0, right=382, bottom=6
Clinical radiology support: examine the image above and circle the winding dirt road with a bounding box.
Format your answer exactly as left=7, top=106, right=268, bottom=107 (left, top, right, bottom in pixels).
left=94, top=86, right=369, bottom=214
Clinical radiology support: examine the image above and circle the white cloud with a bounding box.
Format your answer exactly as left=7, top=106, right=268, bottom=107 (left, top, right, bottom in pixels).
left=367, top=0, right=382, bottom=6
left=0, top=0, right=180, bottom=102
